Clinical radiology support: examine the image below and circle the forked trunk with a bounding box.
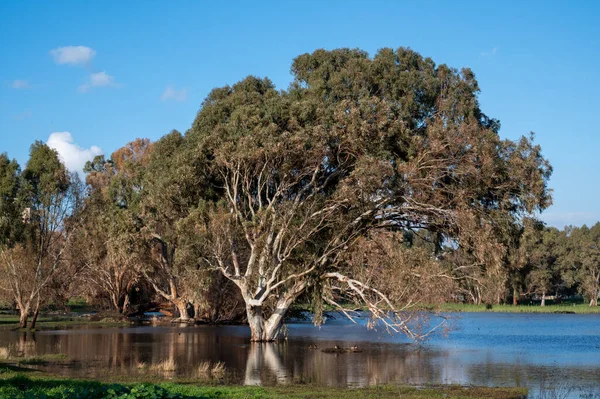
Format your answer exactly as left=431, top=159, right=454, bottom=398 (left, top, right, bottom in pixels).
left=111, top=292, right=130, bottom=314
left=247, top=305, right=283, bottom=342
left=246, top=295, right=296, bottom=342
left=174, top=299, right=190, bottom=320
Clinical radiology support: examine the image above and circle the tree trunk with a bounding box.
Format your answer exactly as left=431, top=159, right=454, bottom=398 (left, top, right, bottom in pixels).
left=594, top=275, right=600, bottom=307
left=512, top=287, right=518, bottom=306
left=247, top=305, right=266, bottom=341
left=247, top=307, right=286, bottom=342
left=30, top=298, right=41, bottom=329
left=174, top=299, right=190, bottom=320
left=541, top=291, right=546, bottom=307
left=122, top=294, right=131, bottom=315
left=110, top=292, right=120, bottom=313
left=468, top=291, right=476, bottom=304
left=18, top=305, right=29, bottom=329
left=193, top=302, right=202, bottom=321
left=246, top=296, right=294, bottom=342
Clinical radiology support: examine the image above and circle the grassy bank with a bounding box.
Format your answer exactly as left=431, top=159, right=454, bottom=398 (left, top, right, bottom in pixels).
left=0, top=313, right=131, bottom=331
left=0, top=369, right=527, bottom=399
left=434, top=302, right=600, bottom=314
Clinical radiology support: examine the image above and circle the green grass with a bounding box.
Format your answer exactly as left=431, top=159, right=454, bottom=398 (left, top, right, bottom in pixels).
left=433, top=302, right=600, bottom=314
left=162, top=384, right=527, bottom=399
left=0, top=370, right=527, bottom=399
left=301, top=297, right=600, bottom=316
left=0, top=314, right=131, bottom=330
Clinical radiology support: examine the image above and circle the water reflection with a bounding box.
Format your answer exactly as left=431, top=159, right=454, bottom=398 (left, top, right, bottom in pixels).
left=0, top=313, right=599, bottom=398
left=244, top=343, right=288, bottom=385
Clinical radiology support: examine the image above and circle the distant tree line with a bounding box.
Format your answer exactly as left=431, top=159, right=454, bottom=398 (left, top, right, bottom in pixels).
left=0, top=47, right=556, bottom=340
left=500, top=221, right=600, bottom=307
left=408, top=219, right=600, bottom=307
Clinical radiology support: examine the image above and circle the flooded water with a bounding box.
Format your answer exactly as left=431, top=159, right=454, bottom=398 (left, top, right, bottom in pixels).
left=1, top=312, right=600, bottom=398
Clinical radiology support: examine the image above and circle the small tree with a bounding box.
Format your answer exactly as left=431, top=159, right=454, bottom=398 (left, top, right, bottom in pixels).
left=0, top=142, right=80, bottom=328
left=561, top=224, right=600, bottom=306
left=524, top=225, right=561, bottom=306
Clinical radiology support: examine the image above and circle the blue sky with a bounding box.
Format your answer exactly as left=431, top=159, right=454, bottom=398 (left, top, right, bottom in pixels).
left=1, top=1, right=598, bottom=228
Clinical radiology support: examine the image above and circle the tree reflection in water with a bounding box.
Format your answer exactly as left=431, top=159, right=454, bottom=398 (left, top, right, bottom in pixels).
left=244, top=343, right=288, bottom=385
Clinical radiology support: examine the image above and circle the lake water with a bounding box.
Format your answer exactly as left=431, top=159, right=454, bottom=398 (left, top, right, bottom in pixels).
left=1, top=312, right=599, bottom=398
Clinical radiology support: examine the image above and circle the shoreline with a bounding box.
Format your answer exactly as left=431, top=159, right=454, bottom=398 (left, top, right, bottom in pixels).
left=0, top=301, right=597, bottom=333
left=431, top=303, right=600, bottom=314
left=0, top=368, right=528, bottom=399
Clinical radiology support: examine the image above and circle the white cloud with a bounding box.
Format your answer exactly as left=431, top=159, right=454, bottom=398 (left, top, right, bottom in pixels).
left=480, top=47, right=498, bottom=57
left=11, top=80, right=30, bottom=89
left=78, top=71, right=118, bottom=92
left=50, top=46, right=96, bottom=65
left=46, top=132, right=103, bottom=174
left=161, top=85, right=188, bottom=102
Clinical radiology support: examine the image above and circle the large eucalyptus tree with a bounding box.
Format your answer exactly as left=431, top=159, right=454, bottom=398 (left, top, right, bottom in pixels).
left=182, top=47, right=552, bottom=341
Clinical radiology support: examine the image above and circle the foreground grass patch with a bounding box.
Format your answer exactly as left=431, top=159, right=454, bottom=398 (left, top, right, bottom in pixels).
left=0, top=372, right=527, bottom=399
left=170, top=385, right=527, bottom=399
